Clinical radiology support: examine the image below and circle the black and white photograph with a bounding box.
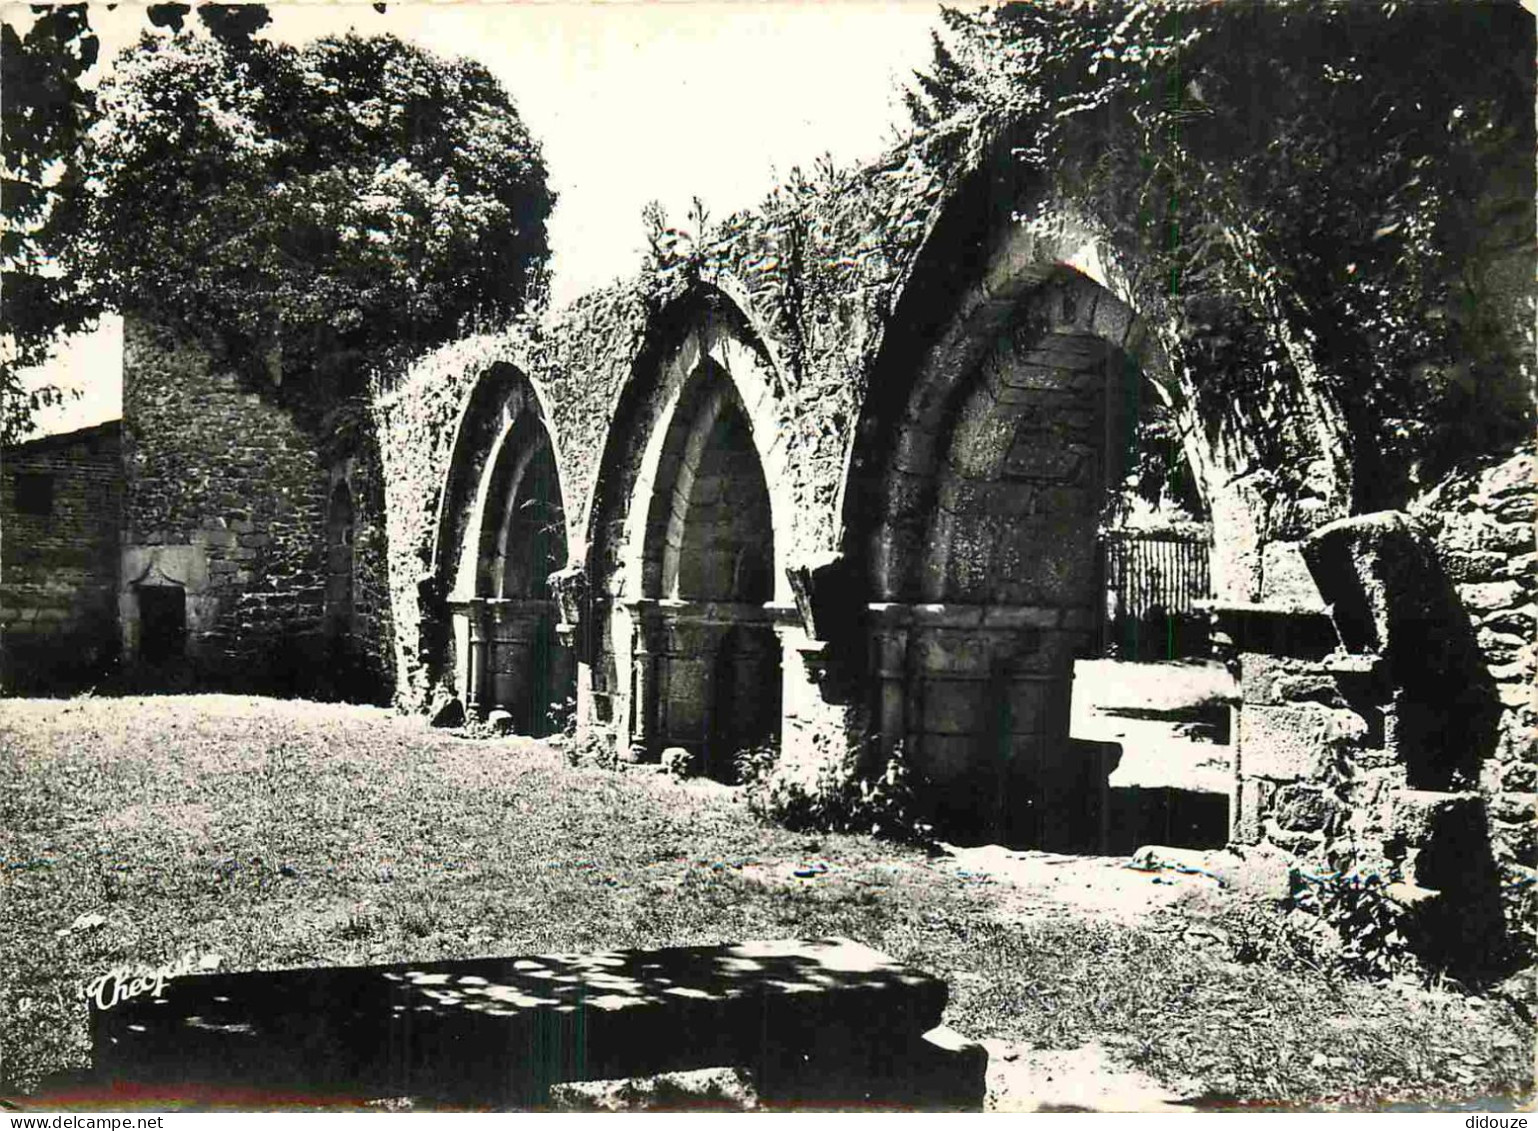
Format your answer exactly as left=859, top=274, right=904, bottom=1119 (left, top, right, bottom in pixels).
left=1, top=0, right=1533, bottom=1114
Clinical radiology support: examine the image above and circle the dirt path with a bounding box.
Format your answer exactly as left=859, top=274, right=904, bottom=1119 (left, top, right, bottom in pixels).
left=984, top=1041, right=1194, bottom=1112
left=937, top=843, right=1233, bottom=925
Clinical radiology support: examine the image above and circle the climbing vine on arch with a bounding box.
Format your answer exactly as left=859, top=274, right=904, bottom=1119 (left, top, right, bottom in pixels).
left=905, top=0, right=1533, bottom=508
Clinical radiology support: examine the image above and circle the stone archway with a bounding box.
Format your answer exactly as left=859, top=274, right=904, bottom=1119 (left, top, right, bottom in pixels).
left=844, top=267, right=1179, bottom=844
left=431, top=363, right=575, bottom=735
left=633, top=371, right=781, bottom=778
left=450, top=411, right=572, bottom=734
left=579, top=291, right=794, bottom=775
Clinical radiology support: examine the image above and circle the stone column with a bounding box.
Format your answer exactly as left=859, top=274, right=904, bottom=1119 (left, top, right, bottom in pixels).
left=627, top=599, right=660, bottom=762
left=697, top=620, right=724, bottom=769
left=867, top=604, right=913, bottom=765
left=466, top=598, right=491, bottom=719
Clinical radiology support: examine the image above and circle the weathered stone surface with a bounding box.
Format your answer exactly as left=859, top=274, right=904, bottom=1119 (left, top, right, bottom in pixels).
left=1231, top=776, right=1272, bottom=845
left=1272, top=783, right=1340, bottom=833
left=1490, top=818, right=1535, bottom=868
left=1239, top=653, right=1297, bottom=707
left=1387, top=790, right=1490, bottom=890
left=909, top=631, right=998, bottom=676
left=1259, top=541, right=1326, bottom=610
left=911, top=734, right=978, bottom=783
left=1302, top=511, right=1437, bottom=654
left=1273, top=671, right=1345, bottom=708
left=1389, top=789, right=1484, bottom=844
left=0, top=423, right=123, bottom=692
left=119, top=320, right=392, bottom=699
left=1240, top=702, right=1367, bottom=781
left=1441, top=550, right=1509, bottom=582
left=1263, top=825, right=1324, bottom=855
left=1479, top=604, right=1535, bottom=636
left=920, top=681, right=989, bottom=736
left=1458, top=580, right=1523, bottom=615
left=90, top=937, right=963, bottom=1110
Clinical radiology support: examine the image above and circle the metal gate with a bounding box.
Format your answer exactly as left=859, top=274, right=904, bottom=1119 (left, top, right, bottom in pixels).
left=1100, top=529, right=1212, bottom=660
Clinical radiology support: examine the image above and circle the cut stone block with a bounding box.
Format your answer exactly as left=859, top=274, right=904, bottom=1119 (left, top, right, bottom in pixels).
left=1240, top=653, right=1350, bottom=707
left=899, top=1026, right=989, bottom=1111
left=1240, top=702, right=1367, bottom=781
left=1272, top=782, right=1342, bottom=834
left=90, top=937, right=965, bottom=1111
left=1231, top=776, right=1272, bottom=845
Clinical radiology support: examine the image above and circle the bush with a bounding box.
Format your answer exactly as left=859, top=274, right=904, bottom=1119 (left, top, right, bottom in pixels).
left=732, top=744, right=778, bottom=788
left=1289, top=862, right=1420, bottom=980
left=550, top=695, right=579, bottom=741
left=745, top=739, right=934, bottom=847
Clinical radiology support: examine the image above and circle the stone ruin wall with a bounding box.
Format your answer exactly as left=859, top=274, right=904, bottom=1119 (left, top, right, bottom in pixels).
left=1226, top=445, right=1534, bottom=956
left=1414, top=448, right=1535, bottom=943
left=0, top=422, right=123, bottom=691
left=372, top=136, right=953, bottom=715
left=123, top=318, right=392, bottom=698
left=370, top=107, right=1530, bottom=962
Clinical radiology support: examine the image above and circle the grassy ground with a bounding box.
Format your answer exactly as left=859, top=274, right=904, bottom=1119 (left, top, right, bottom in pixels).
left=1, top=695, right=1531, bottom=1109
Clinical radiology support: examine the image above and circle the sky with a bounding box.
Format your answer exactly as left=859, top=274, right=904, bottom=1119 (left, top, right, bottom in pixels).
left=11, top=0, right=949, bottom=436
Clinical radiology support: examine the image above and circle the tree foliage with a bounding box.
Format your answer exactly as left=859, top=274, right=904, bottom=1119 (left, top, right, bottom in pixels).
left=906, top=0, right=1534, bottom=504
left=3, top=3, right=274, bottom=442
left=2, top=11, right=554, bottom=440
left=1, top=4, right=100, bottom=442
left=66, top=29, right=553, bottom=419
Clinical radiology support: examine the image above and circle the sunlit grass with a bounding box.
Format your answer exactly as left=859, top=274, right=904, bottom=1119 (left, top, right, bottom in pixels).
left=1, top=695, right=1529, bottom=1108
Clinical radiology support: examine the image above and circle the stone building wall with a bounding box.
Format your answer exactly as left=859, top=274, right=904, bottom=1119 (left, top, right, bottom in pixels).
left=123, top=318, right=390, bottom=698
left=346, top=446, right=397, bottom=703
left=379, top=118, right=1358, bottom=771
left=0, top=422, right=123, bottom=692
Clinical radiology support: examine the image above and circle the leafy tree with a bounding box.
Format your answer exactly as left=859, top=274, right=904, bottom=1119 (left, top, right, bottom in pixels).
left=1, top=4, right=99, bottom=443
left=1, top=3, right=284, bottom=443
left=5, top=16, right=553, bottom=439
left=905, top=1, right=1534, bottom=505
left=63, top=29, right=553, bottom=420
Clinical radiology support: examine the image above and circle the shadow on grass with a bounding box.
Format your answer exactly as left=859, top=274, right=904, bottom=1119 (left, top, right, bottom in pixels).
left=88, top=937, right=951, bottom=1109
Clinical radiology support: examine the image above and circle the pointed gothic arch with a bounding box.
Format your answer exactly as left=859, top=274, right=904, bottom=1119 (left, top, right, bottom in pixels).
left=580, top=290, right=792, bottom=776
left=430, top=362, right=575, bottom=734
left=837, top=211, right=1212, bottom=843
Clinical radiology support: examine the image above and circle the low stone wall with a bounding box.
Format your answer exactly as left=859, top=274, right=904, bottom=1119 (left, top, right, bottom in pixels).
left=1226, top=444, right=1534, bottom=965
left=0, top=422, right=123, bottom=692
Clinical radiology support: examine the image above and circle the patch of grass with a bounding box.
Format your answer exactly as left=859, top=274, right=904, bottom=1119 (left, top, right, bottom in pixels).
left=0, top=695, right=1530, bottom=1109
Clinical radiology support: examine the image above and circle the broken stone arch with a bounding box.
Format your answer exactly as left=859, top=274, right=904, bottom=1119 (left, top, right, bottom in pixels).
left=832, top=211, right=1227, bottom=843
left=429, top=361, right=575, bottom=735
left=580, top=291, right=796, bottom=775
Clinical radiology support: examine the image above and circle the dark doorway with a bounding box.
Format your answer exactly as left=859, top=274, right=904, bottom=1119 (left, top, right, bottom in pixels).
left=138, top=585, right=186, bottom=665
